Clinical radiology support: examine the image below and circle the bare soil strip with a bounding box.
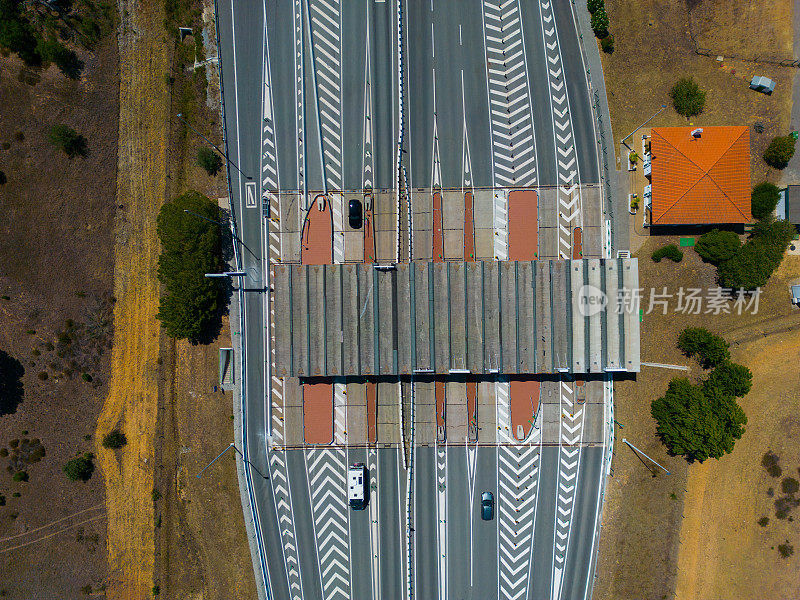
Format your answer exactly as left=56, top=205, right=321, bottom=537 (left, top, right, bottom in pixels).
left=95, top=0, right=170, bottom=596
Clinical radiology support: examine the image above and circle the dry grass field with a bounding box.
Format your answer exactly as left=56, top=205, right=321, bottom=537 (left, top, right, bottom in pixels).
left=600, top=0, right=795, bottom=184
left=594, top=239, right=800, bottom=600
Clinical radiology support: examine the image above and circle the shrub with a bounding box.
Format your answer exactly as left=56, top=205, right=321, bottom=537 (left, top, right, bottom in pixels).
left=651, top=377, right=746, bottom=462
left=758, top=516, right=769, bottom=527
left=782, top=477, right=799, bottom=495
left=152, top=585, right=160, bottom=596
left=0, top=494, right=4, bottom=506
left=600, top=34, right=614, bottom=54
left=0, top=449, right=6, bottom=457
left=37, top=371, right=48, bottom=381
left=156, top=191, right=223, bottom=342
left=587, top=0, right=604, bottom=13
left=0, top=171, right=5, bottom=185
left=763, top=135, right=796, bottom=169
left=651, top=244, right=683, bottom=263
left=670, top=77, right=706, bottom=117
left=81, top=373, right=92, bottom=382
left=152, top=488, right=162, bottom=502
left=695, top=229, right=740, bottom=264
left=63, top=453, right=95, bottom=482
left=762, top=451, right=782, bottom=477
left=197, top=147, right=223, bottom=176
left=751, top=182, right=781, bottom=220
left=778, top=542, right=794, bottom=558
left=12, top=471, right=27, bottom=482
left=590, top=8, right=610, bottom=37
left=102, top=430, right=127, bottom=449
left=677, top=327, right=730, bottom=368
left=703, top=361, right=752, bottom=398
left=48, top=125, right=88, bottom=158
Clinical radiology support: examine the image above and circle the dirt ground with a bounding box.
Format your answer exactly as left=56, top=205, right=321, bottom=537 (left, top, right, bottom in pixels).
left=601, top=0, right=795, bottom=184
left=94, top=0, right=169, bottom=596
left=152, top=3, right=258, bottom=599
left=593, top=236, right=800, bottom=600
left=675, top=256, right=800, bottom=600
left=0, top=23, right=118, bottom=600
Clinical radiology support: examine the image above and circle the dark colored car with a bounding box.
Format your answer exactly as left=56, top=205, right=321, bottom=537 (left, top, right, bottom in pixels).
left=349, top=199, right=363, bottom=229
left=481, top=491, right=494, bottom=521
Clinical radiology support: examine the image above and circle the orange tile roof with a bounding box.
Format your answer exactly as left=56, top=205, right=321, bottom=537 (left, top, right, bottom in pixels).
left=650, top=126, right=751, bottom=225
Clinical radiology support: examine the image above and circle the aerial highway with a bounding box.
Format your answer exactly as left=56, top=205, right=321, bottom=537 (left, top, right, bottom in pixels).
left=215, top=1, right=635, bottom=599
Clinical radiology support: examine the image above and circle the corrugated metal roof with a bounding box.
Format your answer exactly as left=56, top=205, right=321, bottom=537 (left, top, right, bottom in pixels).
left=650, top=126, right=751, bottom=225
left=786, top=185, right=800, bottom=225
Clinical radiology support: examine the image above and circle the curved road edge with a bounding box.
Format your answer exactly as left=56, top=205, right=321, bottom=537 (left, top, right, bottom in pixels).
left=212, top=1, right=270, bottom=599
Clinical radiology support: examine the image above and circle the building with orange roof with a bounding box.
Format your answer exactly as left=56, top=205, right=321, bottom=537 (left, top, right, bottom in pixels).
left=646, top=126, right=751, bottom=226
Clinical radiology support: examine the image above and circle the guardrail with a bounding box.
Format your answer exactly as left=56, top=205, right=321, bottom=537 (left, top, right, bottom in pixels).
left=211, top=2, right=271, bottom=599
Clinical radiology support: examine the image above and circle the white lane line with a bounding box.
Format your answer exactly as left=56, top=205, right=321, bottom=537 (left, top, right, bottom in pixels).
left=436, top=444, right=447, bottom=600
left=368, top=448, right=381, bottom=600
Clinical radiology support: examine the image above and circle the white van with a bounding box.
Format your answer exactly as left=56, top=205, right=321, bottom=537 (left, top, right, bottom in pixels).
left=348, top=463, right=368, bottom=510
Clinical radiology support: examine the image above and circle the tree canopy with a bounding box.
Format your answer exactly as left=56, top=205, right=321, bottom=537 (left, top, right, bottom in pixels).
left=695, top=229, right=741, bottom=264
left=703, top=361, right=752, bottom=398
left=48, top=124, right=88, bottom=158
left=677, top=327, right=730, bottom=368
left=670, top=77, right=706, bottom=117
left=197, top=147, right=224, bottom=176
left=750, top=182, right=781, bottom=220
left=156, top=191, right=223, bottom=342
left=0, top=349, right=24, bottom=416
left=63, top=453, right=95, bottom=482
left=717, top=218, right=795, bottom=290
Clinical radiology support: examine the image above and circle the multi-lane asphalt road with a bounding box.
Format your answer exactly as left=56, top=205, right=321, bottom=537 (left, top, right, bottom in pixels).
left=216, top=1, right=615, bottom=599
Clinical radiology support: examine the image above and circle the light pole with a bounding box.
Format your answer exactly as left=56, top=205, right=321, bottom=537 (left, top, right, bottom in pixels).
left=197, top=442, right=268, bottom=480
left=176, top=112, right=250, bottom=180
left=622, top=438, right=671, bottom=475
left=205, top=271, right=247, bottom=278
left=620, top=104, right=667, bottom=150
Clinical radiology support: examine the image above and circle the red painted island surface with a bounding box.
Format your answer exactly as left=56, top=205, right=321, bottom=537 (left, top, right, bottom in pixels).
left=301, top=194, right=334, bottom=444
left=507, top=189, right=540, bottom=441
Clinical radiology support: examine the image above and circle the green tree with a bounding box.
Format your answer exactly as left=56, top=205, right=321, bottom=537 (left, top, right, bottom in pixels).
left=695, top=229, right=741, bottom=264
left=717, top=219, right=795, bottom=289
left=677, top=327, right=730, bottom=368
left=156, top=191, right=223, bottom=342
left=38, top=38, right=83, bottom=79
left=750, top=182, right=781, bottom=220
left=704, top=361, right=752, bottom=398
left=63, top=453, right=95, bottom=482
left=197, top=147, right=224, bottom=176
left=651, top=378, right=746, bottom=462
left=0, top=0, right=42, bottom=65
left=102, top=430, right=127, bottom=449
left=670, top=77, right=706, bottom=117
left=763, top=135, right=796, bottom=170
left=48, top=124, right=88, bottom=158
left=587, top=0, right=604, bottom=13
left=600, top=34, right=614, bottom=53
left=590, top=7, right=610, bottom=37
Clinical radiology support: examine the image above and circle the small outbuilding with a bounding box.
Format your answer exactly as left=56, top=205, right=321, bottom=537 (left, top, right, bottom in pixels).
left=785, top=185, right=800, bottom=228
left=791, top=285, right=800, bottom=305
left=750, top=76, right=776, bottom=94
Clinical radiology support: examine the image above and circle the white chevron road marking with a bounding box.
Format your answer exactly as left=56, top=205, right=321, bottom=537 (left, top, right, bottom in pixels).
left=306, top=447, right=351, bottom=600
left=496, top=378, right=542, bottom=600
left=481, top=0, right=537, bottom=188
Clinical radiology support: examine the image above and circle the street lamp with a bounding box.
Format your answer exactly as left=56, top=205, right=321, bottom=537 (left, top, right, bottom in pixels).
left=197, top=442, right=268, bottom=480
left=176, top=112, right=250, bottom=180
left=205, top=271, right=247, bottom=278
left=620, top=104, right=668, bottom=150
